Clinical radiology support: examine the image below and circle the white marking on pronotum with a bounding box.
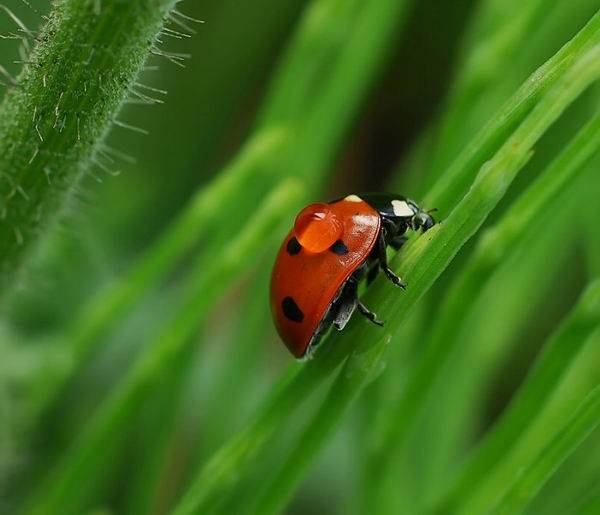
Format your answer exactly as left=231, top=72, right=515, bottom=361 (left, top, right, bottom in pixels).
left=392, top=199, right=414, bottom=217
left=344, top=194, right=362, bottom=203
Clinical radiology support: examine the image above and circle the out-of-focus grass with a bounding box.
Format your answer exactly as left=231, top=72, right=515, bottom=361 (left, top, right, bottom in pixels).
left=1, top=1, right=599, bottom=515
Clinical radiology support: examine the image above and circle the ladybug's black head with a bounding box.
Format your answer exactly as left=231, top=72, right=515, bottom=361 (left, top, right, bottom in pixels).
left=410, top=210, right=436, bottom=232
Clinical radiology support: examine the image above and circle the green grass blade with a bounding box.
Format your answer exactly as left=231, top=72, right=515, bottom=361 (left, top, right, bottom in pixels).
left=250, top=335, right=390, bottom=515
left=0, top=0, right=179, bottom=290
left=435, top=279, right=600, bottom=513
left=424, top=8, right=600, bottom=214
left=170, top=41, right=600, bottom=515
left=23, top=178, right=303, bottom=515
left=367, top=199, right=580, bottom=514
left=367, top=105, right=600, bottom=490
left=25, top=128, right=286, bottom=422
left=490, top=386, right=600, bottom=515
left=423, top=0, right=549, bottom=185
left=446, top=323, right=600, bottom=515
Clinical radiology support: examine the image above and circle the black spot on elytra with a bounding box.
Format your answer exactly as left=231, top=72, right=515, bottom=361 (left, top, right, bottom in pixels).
left=330, top=240, right=349, bottom=255
left=282, top=296, right=304, bottom=323
left=286, top=236, right=301, bottom=255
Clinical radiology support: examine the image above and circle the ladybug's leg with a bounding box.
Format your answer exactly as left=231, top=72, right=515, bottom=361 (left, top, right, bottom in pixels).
left=334, top=272, right=384, bottom=329
left=389, top=234, right=408, bottom=251
left=333, top=278, right=358, bottom=331
left=356, top=299, right=384, bottom=326
left=377, top=229, right=406, bottom=289
left=366, top=262, right=380, bottom=285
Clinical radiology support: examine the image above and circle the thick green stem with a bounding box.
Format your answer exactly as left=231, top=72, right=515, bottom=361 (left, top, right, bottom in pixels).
left=0, top=0, right=178, bottom=289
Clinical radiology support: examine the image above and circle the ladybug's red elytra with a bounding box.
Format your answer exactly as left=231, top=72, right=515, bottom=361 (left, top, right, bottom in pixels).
left=270, top=193, right=435, bottom=359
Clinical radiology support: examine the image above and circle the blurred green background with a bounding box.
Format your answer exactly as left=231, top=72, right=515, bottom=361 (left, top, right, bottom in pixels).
left=1, top=0, right=599, bottom=514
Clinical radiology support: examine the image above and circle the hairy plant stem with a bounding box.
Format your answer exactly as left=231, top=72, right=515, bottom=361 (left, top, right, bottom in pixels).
left=0, top=0, right=179, bottom=290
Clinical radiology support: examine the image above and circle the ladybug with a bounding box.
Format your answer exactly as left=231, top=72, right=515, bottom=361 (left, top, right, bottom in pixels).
left=270, top=193, right=435, bottom=359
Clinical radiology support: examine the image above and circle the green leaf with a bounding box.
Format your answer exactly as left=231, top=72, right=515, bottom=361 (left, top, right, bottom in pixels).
left=424, top=9, right=600, bottom=215
left=366, top=109, right=600, bottom=503
left=490, top=386, right=600, bottom=515
left=23, top=178, right=303, bottom=515
left=436, top=279, right=600, bottom=513
left=171, top=39, right=600, bottom=515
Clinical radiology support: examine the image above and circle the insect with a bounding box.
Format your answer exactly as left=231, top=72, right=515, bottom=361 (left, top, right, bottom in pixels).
left=270, top=193, right=435, bottom=358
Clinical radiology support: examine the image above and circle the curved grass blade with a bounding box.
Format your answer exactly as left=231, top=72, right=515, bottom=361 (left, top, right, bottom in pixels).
left=434, top=279, right=600, bottom=513
left=23, top=178, right=303, bottom=515
left=424, top=8, right=600, bottom=215
left=26, top=128, right=287, bottom=422
left=366, top=104, right=600, bottom=502
left=250, top=335, right=390, bottom=515
left=170, top=41, right=600, bottom=515
left=489, top=386, right=600, bottom=515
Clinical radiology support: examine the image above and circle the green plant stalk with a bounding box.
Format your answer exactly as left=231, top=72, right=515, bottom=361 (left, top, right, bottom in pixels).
left=25, top=128, right=286, bottom=422
left=365, top=107, right=600, bottom=500
left=250, top=335, right=391, bottom=515
left=261, top=0, right=414, bottom=188
left=123, top=352, right=194, bottom=515
left=423, top=0, right=549, bottom=187
left=490, top=386, right=600, bottom=515
left=0, top=0, right=179, bottom=289
left=170, top=41, right=600, bottom=515
left=196, top=262, right=275, bottom=459
left=450, top=319, right=600, bottom=514
left=369, top=203, right=578, bottom=515
left=424, top=8, right=600, bottom=215
left=434, top=279, right=600, bottom=513
left=24, top=178, right=303, bottom=515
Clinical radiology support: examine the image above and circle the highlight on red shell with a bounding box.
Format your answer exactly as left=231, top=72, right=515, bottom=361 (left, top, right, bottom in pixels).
left=293, top=203, right=343, bottom=253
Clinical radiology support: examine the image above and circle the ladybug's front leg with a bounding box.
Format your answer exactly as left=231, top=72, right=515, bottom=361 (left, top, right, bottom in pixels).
left=377, top=229, right=407, bottom=289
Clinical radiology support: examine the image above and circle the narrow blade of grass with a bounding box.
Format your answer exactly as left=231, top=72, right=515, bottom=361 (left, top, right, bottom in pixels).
left=423, top=0, right=549, bottom=186
left=24, top=178, right=303, bottom=515
left=26, top=128, right=287, bottom=421
left=434, top=279, right=600, bottom=513
left=250, top=335, right=391, bottom=515
left=489, top=386, right=600, bottom=515
left=424, top=8, right=600, bottom=215
left=0, top=0, right=179, bottom=290
left=170, top=41, right=600, bottom=515
left=364, top=104, right=600, bottom=505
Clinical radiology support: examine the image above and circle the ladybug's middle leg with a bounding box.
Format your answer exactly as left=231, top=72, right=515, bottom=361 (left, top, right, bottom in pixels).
left=377, top=228, right=406, bottom=289
left=356, top=299, right=384, bottom=326
left=333, top=277, right=358, bottom=331
left=333, top=272, right=384, bottom=329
